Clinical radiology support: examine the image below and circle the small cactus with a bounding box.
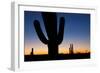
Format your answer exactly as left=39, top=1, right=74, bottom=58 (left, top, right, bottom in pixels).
left=69, top=44, right=74, bottom=54
left=30, top=48, right=33, bottom=55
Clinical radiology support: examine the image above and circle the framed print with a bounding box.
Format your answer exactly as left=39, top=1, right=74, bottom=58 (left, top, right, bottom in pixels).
left=11, top=1, right=96, bottom=71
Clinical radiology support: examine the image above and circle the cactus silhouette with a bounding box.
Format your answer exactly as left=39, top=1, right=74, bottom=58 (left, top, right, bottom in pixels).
left=69, top=44, right=74, bottom=54
left=30, top=48, right=33, bottom=55
left=33, top=12, right=65, bottom=58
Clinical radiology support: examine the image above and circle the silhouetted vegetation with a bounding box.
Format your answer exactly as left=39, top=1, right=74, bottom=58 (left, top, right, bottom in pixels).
left=69, top=44, right=74, bottom=54
left=30, top=48, right=33, bottom=55
left=33, top=12, right=65, bottom=58
left=24, top=44, right=90, bottom=62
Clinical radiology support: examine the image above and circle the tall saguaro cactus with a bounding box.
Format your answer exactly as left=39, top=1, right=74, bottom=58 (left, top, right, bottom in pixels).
left=33, top=12, right=65, bottom=58
left=69, top=44, right=74, bottom=54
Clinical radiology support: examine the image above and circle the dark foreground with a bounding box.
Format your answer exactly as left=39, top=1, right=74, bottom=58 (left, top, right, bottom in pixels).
left=24, top=53, right=90, bottom=62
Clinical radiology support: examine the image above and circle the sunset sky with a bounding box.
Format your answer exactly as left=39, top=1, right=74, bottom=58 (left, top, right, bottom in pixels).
left=24, top=11, right=90, bottom=55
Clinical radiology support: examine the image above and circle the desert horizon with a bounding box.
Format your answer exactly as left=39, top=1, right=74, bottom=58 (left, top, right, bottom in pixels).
left=24, top=48, right=90, bottom=55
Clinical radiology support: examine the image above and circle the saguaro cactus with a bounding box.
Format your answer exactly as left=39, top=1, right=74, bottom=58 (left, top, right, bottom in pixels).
left=30, top=48, right=33, bottom=55
left=69, top=44, right=74, bottom=54
left=33, top=12, right=65, bottom=58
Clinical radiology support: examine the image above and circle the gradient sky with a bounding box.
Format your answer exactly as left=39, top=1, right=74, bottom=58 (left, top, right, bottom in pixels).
left=24, top=11, right=90, bottom=55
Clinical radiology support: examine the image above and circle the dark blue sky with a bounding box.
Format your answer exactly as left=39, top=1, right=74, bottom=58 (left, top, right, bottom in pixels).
left=24, top=11, right=90, bottom=54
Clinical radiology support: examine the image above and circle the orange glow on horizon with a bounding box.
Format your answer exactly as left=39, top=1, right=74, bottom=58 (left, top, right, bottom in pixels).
left=25, top=48, right=48, bottom=55
left=74, top=48, right=90, bottom=54
left=24, top=48, right=90, bottom=55
left=59, top=48, right=69, bottom=54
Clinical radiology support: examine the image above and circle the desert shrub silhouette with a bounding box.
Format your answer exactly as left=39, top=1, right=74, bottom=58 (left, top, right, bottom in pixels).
left=33, top=12, right=65, bottom=58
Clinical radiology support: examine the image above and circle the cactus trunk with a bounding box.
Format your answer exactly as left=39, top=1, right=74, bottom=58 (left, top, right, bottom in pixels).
left=48, top=41, right=58, bottom=58
left=33, top=12, right=65, bottom=58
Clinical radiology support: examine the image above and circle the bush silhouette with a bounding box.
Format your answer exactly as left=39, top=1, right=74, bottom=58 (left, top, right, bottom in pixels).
left=33, top=12, right=65, bottom=58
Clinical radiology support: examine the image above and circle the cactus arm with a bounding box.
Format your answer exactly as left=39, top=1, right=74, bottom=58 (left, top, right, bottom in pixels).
left=57, top=17, right=65, bottom=45
left=34, top=20, right=48, bottom=44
